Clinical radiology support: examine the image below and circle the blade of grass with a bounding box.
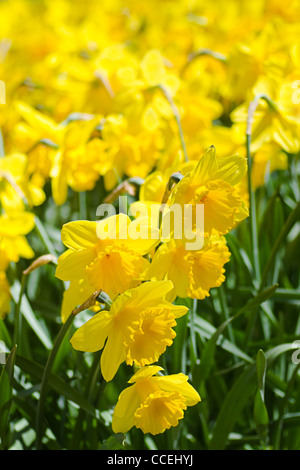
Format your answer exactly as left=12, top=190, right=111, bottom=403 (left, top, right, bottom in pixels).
left=157, top=84, right=189, bottom=162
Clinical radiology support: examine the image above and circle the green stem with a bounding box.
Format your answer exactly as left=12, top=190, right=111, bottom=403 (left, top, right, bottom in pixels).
left=273, top=362, right=300, bottom=450
left=246, top=133, right=261, bottom=286
left=13, top=274, right=26, bottom=354
left=218, top=285, right=235, bottom=346
left=96, top=291, right=112, bottom=310
left=34, top=215, right=58, bottom=257
left=35, top=314, right=74, bottom=449
left=79, top=191, right=87, bottom=220
left=259, top=202, right=300, bottom=291
left=69, top=351, right=102, bottom=450
left=181, top=48, right=227, bottom=76
left=245, top=93, right=278, bottom=285
left=245, top=95, right=276, bottom=287
left=189, top=299, right=197, bottom=368
left=157, top=84, right=189, bottom=162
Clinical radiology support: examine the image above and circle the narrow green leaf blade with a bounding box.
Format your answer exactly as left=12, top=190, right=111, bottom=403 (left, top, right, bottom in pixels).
left=210, top=342, right=298, bottom=450
left=0, top=345, right=17, bottom=443
left=15, top=355, right=96, bottom=417
left=256, top=349, right=267, bottom=393
left=10, top=280, right=52, bottom=350
left=253, top=389, right=269, bottom=442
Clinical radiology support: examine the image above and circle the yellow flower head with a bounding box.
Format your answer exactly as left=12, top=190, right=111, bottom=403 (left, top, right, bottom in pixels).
left=147, top=235, right=231, bottom=301
left=230, top=77, right=300, bottom=155
left=169, top=146, right=248, bottom=236
left=0, top=153, right=45, bottom=210
left=55, top=213, right=159, bottom=302
left=0, top=211, right=35, bottom=266
left=112, top=365, right=200, bottom=435
left=70, top=280, right=188, bottom=381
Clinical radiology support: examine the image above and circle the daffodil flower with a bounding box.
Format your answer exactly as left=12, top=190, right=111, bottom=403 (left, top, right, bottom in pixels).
left=169, top=146, right=248, bottom=236
left=0, top=153, right=45, bottom=210
left=70, top=280, right=188, bottom=381
left=230, top=77, right=300, bottom=154
left=147, top=234, right=230, bottom=301
left=55, top=214, right=159, bottom=306
left=15, top=102, right=105, bottom=205
left=0, top=211, right=35, bottom=267
left=112, top=365, right=200, bottom=435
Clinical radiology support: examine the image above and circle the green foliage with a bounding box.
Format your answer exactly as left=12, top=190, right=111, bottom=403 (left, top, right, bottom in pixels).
left=0, top=152, right=299, bottom=451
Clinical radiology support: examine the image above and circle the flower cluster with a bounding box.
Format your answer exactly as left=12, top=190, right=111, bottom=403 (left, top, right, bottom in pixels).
left=1, top=0, right=299, bottom=437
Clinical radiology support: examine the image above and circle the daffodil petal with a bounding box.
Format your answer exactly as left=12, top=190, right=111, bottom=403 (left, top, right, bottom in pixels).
left=61, top=279, right=95, bottom=323
left=55, top=247, right=95, bottom=281
left=61, top=220, right=99, bottom=250
left=214, top=154, right=248, bottom=185
left=192, top=146, right=218, bottom=183
left=70, top=310, right=112, bottom=352
left=155, top=374, right=201, bottom=406
left=100, top=328, right=126, bottom=382
left=112, top=384, right=141, bottom=433
left=128, top=365, right=164, bottom=383
left=125, top=280, right=174, bottom=310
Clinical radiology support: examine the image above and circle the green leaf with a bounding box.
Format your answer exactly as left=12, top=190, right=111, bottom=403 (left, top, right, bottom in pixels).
left=0, top=345, right=17, bottom=445
left=254, top=349, right=268, bottom=445
left=100, top=433, right=126, bottom=450
left=195, top=285, right=277, bottom=385
left=0, top=320, right=12, bottom=348
left=260, top=201, right=300, bottom=289
left=10, top=280, right=52, bottom=350
left=254, top=389, right=269, bottom=442
left=193, top=316, right=253, bottom=363
left=35, top=313, right=74, bottom=449
left=256, top=349, right=267, bottom=393
left=15, top=355, right=96, bottom=417
left=210, top=342, right=298, bottom=450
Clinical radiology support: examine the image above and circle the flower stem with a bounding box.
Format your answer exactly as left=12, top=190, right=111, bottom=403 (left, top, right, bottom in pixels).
left=13, top=274, right=26, bottom=354
left=34, top=215, right=58, bottom=258
left=35, top=314, right=74, bottom=449
left=158, top=84, right=189, bottom=162
left=246, top=133, right=261, bottom=286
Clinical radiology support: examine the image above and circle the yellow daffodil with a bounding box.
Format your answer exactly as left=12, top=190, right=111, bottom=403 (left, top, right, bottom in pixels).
left=129, top=151, right=194, bottom=229
left=0, top=211, right=35, bottom=266
left=112, top=365, right=200, bottom=435
left=14, top=102, right=104, bottom=205
left=55, top=214, right=159, bottom=302
left=147, top=235, right=230, bottom=301
left=60, top=279, right=96, bottom=324
left=250, top=142, right=288, bottom=190
left=0, top=153, right=45, bottom=210
left=70, top=281, right=188, bottom=382
left=230, top=77, right=300, bottom=154
left=169, top=146, right=248, bottom=236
